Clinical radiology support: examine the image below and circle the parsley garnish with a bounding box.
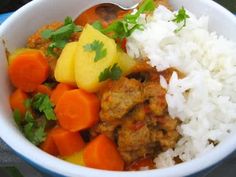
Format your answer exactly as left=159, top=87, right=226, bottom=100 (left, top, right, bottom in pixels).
left=32, top=93, right=56, bottom=121
left=172, top=7, right=190, bottom=32
left=100, top=0, right=155, bottom=40
left=99, top=63, right=122, bottom=82
left=23, top=111, right=46, bottom=145
left=13, top=109, right=21, bottom=128
left=24, top=99, right=31, bottom=109
left=41, top=17, right=82, bottom=56
left=92, top=21, right=103, bottom=31
left=13, top=94, right=56, bottom=145
left=83, top=40, right=107, bottom=62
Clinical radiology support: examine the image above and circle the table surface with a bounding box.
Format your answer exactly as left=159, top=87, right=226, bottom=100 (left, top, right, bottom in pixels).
left=0, top=1, right=236, bottom=177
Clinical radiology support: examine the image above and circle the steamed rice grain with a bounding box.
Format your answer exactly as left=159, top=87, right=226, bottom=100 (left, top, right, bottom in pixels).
left=127, top=5, right=236, bottom=168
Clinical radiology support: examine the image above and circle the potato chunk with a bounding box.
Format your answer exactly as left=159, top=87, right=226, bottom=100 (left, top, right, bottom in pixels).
left=75, top=24, right=118, bottom=92
left=54, top=42, right=78, bottom=84
left=117, top=48, right=136, bottom=75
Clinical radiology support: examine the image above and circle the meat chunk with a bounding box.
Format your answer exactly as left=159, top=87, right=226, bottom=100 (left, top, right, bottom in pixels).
left=144, top=82, right=167, bottom=116
left=118, top=124, right=160, bottom=163
left=27, top=22, right=63, bottom=53
left=90, top=120, right=121, bottom=140
left=116, top=115, right=180, bottom=163
left=100, top=77, right=143, bottom=121
left=95, top=61, right=181, bottom=166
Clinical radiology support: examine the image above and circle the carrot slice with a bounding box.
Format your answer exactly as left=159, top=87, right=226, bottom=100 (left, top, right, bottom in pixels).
left=35, top=84, right=52, bottom=96
left=40, top=127, right=59, bottom=156
left=50, top=83, right=76, bottom=105
left=51, top=127, right=85, bottom=157
left=8, top=50, right=49, bottom=92
left=9, top=89, right=28, bottom=115
left=55, top=89, right=100, bottom=132
left=83, top=134, right=124, bottom=171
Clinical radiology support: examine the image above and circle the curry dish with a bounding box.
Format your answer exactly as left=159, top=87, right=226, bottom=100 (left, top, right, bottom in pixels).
left=8, top=0, right=181, bottom=171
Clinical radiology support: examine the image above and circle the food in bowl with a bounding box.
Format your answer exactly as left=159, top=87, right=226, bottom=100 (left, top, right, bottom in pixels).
left=6, top=0, right=236, bottom=172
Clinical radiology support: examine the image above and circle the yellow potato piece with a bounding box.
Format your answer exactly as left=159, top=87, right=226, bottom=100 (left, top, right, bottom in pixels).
left=54, top=42, right=79, bottom=84
left=75, top=24, right=118, bottom=92
left=117, top=48, right=136, bottom=75
left=63, top=150, right=85, bottom=166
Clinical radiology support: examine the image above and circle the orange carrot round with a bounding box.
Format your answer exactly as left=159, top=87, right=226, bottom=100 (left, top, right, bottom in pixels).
left=36, top=84, right=52, bottom=96
left=9, top=89, right=28, bottom=115
left=51, top=127, right=85, bottom=157
left=83, top=134, right=124, bottom=171
left=8, top=50, right=49, bottom=92
left=55, top=89, right=100, bottom=132
left=50, top=83, right=76, bottom=105
left=40, top=127, right=59, bottom=156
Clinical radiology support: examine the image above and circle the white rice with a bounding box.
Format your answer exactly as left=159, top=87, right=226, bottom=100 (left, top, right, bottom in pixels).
left=127, top=6, right=236, bottom=168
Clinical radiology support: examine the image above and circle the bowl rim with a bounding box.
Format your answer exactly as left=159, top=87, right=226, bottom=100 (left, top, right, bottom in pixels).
left=1, top=0, right=236, bottom=176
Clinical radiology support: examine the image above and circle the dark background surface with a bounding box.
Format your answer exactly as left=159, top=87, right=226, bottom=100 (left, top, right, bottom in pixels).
left=0, top=0, right=236, bottom=177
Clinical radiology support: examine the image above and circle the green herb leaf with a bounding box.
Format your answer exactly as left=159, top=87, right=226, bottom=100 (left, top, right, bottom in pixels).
left=99, top=63, right=122, bottom=82
left=41, top=29, right=53, bottom=39
left=13, top=109, right=21, bottom=127
left=64, top=16, right=73, bottom=25
left=101, top=0, right=155, bottom=40
left=22, top=111, right=46, bottom=145
left=172, top=7, right=190, bottom=32
left=41, top=16, right=82, bottom=57
left=83, top=40, right=107, bottom=62
left=32, top=93, right=56, bottom=120
left=138, top=0, right=156, bottom=14
left=24, top=111, right=34, bottom=123
left=92, top=21, right=103, bottom=31
left=23, top=122, right=46, bottom=146
left=24, top=99, right=31, bottom=109
left=32, top=123, right=46, bottom=145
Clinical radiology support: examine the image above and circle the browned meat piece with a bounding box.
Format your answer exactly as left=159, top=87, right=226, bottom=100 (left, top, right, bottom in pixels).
left=96, top=61, right=181, bottom=166
left=129, top=60, right=160, bottom=82
left=90, top=120, right=121, bottom=140
left=116, top=115, right=180, bottom=163
left=144, top=82, right=167, bottom=116
left=159, top=130, right=180, bottom=151
left=27, top=22, right=63, bottom=53
left=100, top=77, right=143, bottom=121
left=150, top=116, right=180, bottom=150
left=118, top=124, right=160, bottom=163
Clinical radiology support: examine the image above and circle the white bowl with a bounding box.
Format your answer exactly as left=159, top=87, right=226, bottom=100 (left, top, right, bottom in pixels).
left=0, top=0, right=236, bottom=176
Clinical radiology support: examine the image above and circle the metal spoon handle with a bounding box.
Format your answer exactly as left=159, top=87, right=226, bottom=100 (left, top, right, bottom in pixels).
left=109, top=0, right=142, bottom=10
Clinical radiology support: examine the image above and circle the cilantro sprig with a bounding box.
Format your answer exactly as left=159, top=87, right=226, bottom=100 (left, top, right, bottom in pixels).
left=94, top=0, right=155, bottom=40
left=172, top=7, right=190, bottom=32
left=41, top=17, right=82, bottom=56
left=23, top=111, right=46, bottom=145
left=13, top=93, right=57, bottom=145
left=99, top=63, right=122, bottom=82
left=83, top=40, right=107, bottom=62
left=31, top=93, right=56, bottom=121
left=13, top=110, right=46, bottom=145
